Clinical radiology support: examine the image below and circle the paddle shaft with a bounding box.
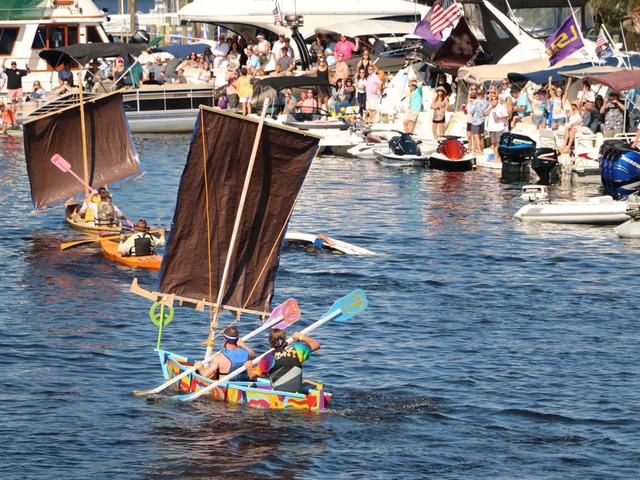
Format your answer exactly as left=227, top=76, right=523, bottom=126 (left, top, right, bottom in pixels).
left=60, top=229, right=165, bottom=251
left=205, top=98, right=270, bottom=357
left=181, top=308, right=342, bottom=402
left=134, top=301, right=297, bottom=397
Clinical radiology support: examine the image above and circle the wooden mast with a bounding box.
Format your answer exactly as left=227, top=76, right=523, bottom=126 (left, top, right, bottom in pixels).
left=77, top=72, right=90, bottom=198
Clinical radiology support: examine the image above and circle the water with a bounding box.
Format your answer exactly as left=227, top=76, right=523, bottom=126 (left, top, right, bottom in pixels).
left=1, top=133, right=639, bottom=479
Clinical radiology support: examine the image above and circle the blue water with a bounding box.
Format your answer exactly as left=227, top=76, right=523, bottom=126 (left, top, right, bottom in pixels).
left=1, top=133, right=639, bottom=479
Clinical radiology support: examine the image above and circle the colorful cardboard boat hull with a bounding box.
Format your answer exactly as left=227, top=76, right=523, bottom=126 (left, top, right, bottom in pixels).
left=159, top=350, right=331, bottom=411
left=100, top=240, right=162, bottom=270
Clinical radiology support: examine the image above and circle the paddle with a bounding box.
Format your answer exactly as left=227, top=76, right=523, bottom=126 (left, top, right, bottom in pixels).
left=132, top=298, right=301, bottom=397
left=51, top=153, right=135, bottom=228
left=172, top=289, right=368, bottom=402
left=59, top=229, right=165, bottom=251
left=50, top=154, right=97, bottom=196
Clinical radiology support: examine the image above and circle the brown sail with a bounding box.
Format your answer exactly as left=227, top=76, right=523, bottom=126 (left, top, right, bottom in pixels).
left=159, top=106, right=320, bottom=312
left=23, top=92, right=141, bottom=211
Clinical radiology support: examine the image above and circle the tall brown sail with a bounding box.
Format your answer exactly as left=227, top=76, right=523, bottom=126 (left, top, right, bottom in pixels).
left=23, top=92, right=141, bottom=211
left=159, top=106, right=320, bottom=313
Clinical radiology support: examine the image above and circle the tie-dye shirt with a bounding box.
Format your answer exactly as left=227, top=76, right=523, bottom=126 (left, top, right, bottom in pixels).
left=250, top=342, right=312, bottom=378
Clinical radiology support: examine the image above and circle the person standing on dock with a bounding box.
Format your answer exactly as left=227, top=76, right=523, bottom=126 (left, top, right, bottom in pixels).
left=245, top=329, right=320, bottom=393
left=334, top=33, right=360, bottom=61
left=2, top=60, right=30, bottom=106
left=194, top=326, right=255, bottom=380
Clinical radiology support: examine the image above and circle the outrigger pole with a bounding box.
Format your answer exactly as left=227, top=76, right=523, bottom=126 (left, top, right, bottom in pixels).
left=204, top=98, right=271, bottom=358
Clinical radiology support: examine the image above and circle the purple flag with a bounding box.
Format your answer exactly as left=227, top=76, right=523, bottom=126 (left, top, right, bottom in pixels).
left=544, top=14, right=584, bottom=66
left=414, top=8, right=443, bottom=46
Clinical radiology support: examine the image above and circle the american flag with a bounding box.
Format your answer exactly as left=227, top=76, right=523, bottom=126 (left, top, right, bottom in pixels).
left=430, top=0, right=463, bottom=36
left=273, top=1, right=283, bottom=26
left=595, top=28, right=609, bottom=57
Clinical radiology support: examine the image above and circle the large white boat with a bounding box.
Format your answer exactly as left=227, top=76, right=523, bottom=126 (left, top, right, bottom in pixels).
left=0, top=0, right=110, bottom=94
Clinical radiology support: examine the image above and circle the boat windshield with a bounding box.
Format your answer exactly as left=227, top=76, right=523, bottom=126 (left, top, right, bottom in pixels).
left=511, top=6, right=594, bottom=38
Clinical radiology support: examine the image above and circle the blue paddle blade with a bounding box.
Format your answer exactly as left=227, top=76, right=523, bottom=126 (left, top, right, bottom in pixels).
left=330, top=289, right=368, bottom=322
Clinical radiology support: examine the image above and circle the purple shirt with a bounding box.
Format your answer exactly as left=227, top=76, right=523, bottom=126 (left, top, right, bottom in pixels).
left=366, top=74, right=382, bottom=99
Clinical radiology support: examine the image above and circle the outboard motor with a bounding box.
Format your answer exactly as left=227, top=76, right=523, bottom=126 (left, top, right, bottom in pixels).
left=600, top=143, right=640, bottom=199
left=531, top=148, right=560, bottom=185
left=498, top=132, right=536, bottom=182
left=388, top=132, right=421, bottom=156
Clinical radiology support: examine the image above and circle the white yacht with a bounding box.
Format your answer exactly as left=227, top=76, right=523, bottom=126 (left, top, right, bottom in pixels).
left=0, top=0, right=111, bottom=93
left=177, top=0, right=425, bottom=40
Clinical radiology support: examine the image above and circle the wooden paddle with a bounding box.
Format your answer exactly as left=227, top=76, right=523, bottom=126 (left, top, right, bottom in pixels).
left=50, top=153, right=135, bottom=228
left=132, top=298, right=301, bottom=397
left=172, top=289, right=368, bottom=402
left=60, top=228, right=166, bottom=251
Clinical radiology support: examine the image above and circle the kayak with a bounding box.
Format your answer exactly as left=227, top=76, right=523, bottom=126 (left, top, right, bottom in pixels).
left=159, top=350, right=331, bottom=411
left=65, top=203, right=122, bottom=235
left=100, top=240, right=162, bottom=270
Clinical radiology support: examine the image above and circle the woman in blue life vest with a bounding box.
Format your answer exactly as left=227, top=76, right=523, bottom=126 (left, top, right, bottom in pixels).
left=194, top=326, right=255, bottom=380
left=244, top=328, right=320, bottom=393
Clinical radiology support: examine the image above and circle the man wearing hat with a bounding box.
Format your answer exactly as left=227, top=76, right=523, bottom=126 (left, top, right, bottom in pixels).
left=256, top=33, right=271, bottom=66
left=117, top=218, right=165, bottom=256
left=2, top=59, right=30, bottom=105
left=403, top=79, right=424, bottom=134
left=581, top=99, right=601, bottom=134
left=194, top=326, right=255, bottom=380
left=79, top=187, right=126, bottom=226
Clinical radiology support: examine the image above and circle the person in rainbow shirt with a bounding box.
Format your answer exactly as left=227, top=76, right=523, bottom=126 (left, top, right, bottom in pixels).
left=245, top=329, right=320, bottom=393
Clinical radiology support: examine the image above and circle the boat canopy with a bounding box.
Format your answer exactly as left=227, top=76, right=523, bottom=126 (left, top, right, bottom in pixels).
left=457, top=59, right=550, bottom=83
left=153, top=43, right=212, bottom=58
left=579, top=71, right=640, bottom=93
left=23, top=92, right=141, bottom=211
left=39, top=43, right=148, bottom=68
left=507, top=58, right=635, bottom=85
left=315, top=20, right=415, bottom=38
left=158, top=107, right=320, bottom=313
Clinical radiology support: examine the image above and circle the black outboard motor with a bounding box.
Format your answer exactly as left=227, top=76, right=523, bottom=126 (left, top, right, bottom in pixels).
left=531, top=148, right=560, bottom=185
left=388, top=132, right=421, bottom=156
left=498, top=132, right=536, bottom=182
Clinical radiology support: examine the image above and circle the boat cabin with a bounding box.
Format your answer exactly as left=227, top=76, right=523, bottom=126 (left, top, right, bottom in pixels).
left=0, top=0, right=110, bottom=92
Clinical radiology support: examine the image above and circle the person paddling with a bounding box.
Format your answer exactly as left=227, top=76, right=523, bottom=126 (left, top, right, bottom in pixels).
left=244, top=328, right=320, bottom=393
left=79, top=187, right=126, bottom=226
left=117, top=218, right=165, bottom=256
left=194, top=326, right=255, bottom=380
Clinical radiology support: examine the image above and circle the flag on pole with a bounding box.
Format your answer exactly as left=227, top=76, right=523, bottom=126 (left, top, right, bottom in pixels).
left=430, top=0, right=463, bottom=36
left=595, top=28, right=611, bottom=58
left=544, top=14, right=584, bottom=66
left=413, top=8, right=443, bottom=45
left=273, top=1, right=283, bottom=26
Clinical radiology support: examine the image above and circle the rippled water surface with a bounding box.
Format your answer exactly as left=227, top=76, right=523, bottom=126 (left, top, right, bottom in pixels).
left=1, top=133, right=639, bottom=479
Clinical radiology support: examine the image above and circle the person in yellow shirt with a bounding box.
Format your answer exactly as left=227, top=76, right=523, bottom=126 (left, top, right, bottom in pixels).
left=236, top=67, right=253, bottom=116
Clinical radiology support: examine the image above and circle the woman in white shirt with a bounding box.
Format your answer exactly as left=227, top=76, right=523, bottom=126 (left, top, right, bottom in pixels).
left=564, top=102, right=583, bottom=150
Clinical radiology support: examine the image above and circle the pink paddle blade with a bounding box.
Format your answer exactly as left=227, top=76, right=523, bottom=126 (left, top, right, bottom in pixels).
left=50, top=154, right=71, bottom=172
left=274, top=298, right=300, bottom=329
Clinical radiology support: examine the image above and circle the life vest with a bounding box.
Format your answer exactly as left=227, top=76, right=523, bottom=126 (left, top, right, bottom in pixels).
left=220, top=348, right=250, bottom=381
left=130, top=234, right=153, bottom=257
left=269, top=345, right=303, bottom=393
left=96, top=201, right=116, bottom=225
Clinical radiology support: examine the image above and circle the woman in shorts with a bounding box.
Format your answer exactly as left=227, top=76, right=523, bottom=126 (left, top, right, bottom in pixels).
left=236, top=67, right=253, bottom=115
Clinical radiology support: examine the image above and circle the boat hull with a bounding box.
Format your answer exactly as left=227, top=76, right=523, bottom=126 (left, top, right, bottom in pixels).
left=159, top=350, right=331, bottom=411
left=427, top=153, right=475, bottom=172
left=100, top=240, right=162, bottom=270
left=65, top=204, right=122, bottom=235
left=515, top=196, right=630, bottom=224
left=374, top=150, right=427, bottom=167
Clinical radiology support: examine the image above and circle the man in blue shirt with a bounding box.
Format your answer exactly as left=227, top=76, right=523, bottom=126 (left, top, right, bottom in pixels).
left=510, top=87, right=531, bottom=128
